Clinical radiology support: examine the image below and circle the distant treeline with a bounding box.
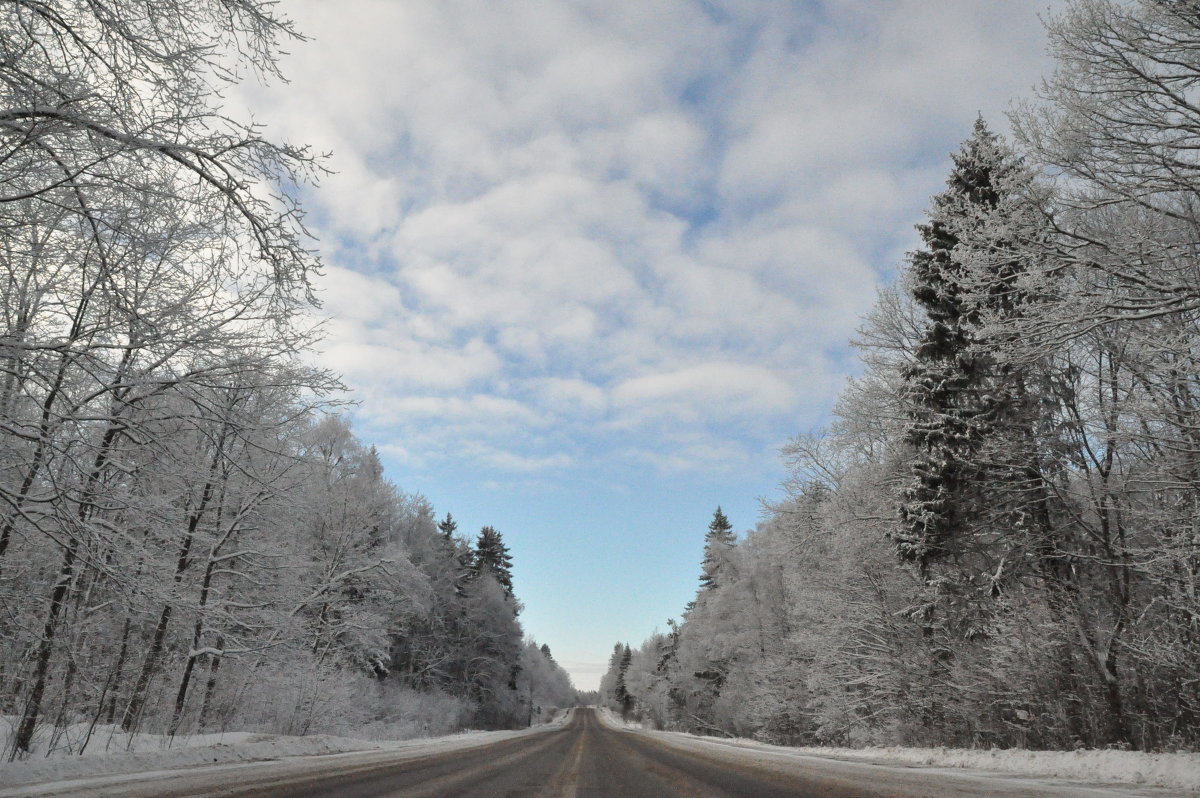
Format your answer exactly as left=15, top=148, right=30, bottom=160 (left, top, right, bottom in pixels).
left=603, top=0, right=1200, bottom=753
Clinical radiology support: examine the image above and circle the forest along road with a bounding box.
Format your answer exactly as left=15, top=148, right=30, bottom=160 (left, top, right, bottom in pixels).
left=7, top=708, right=1179, bottom=798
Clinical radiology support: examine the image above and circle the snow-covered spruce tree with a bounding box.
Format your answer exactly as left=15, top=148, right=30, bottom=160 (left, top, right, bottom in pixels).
left=615, top=645, right=634, bottom=719
left=665, top=509, right=748, bottom=735
left=699, top=507, right=736, bottom=591
left=897, top=119, right=1060, bottom=597
left=474, top=526, right=515, bottom=598
left=599, top=642, right=627, bottom=710
left=890, top=120, right=1090, bottom=745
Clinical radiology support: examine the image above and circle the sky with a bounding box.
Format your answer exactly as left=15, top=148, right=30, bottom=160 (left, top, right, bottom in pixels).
left=246, top=0, right=1061, bottom=692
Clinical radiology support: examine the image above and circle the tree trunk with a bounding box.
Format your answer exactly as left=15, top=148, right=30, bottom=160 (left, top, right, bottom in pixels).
left=122, top=440, right=223, bottom=734
left=169, top=621, right=202, bottom=738
left=121, top=603, right=173, bottom=734
left=10, top=405, right=128, bottom=758
left=197, top=635, right=224, bottom=732
left=10, top=540, right=79, bottom=758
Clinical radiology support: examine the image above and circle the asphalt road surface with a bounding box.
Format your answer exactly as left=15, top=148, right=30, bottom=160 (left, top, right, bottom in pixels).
left=218, top=706, right=837, bottom=798
left=9, top=708, right=1177, bottom=798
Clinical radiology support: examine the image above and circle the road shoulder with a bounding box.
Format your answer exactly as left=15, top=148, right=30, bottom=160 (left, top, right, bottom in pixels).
left=593, top=709, right=1194, bottom=797
left=0, top=711, right=573, bottom=797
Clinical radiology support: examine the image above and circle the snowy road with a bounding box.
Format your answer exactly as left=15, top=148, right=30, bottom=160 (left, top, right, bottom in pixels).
left=4, top=708, right=1184, bottom=797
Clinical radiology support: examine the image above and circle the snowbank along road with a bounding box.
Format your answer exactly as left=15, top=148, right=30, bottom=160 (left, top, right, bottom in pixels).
left=4, top=708, right=1185, bottom=797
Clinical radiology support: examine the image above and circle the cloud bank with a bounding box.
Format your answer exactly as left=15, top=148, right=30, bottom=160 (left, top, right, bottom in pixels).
left=249, top=0, right=1055, bottom=487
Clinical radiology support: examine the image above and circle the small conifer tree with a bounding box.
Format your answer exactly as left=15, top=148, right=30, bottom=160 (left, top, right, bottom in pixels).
left=699, top=507, right=736, bottom=591
left=474, top=526, right=515, bottom=596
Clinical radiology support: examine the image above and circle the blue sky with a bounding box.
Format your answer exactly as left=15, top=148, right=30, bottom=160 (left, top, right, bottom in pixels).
left=248, top=0, right=1061, bottom=691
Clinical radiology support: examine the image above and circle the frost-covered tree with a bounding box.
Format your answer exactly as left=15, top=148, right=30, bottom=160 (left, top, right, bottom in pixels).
left=517, top=640, right=575, bottom=725
left=0, top=0, right=329, bottom=758
left=388, top=520, right=530, bottom=729
left=1009, top=0, right=1200, bottom=747
left=474, top=526, right=515, bottom=598
left=0, top=0, right=567, bottom=758
left=615, top=645, right=633, bottom=719
left=699, top=507, right=736, bottom=591
left=900, top=120, right=1012, bottom=571
left=599, top=642, right=627, bottom=710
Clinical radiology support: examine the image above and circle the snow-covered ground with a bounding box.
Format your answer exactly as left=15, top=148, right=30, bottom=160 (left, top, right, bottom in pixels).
left=595, top=708, right=1200, bottom=794
left=0, top=710, right=573, bottom=795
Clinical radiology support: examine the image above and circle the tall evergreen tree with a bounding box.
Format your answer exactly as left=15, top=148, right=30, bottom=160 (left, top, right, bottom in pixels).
left=896, top=118, right=1054, bottom=584
left=434, top=511, right=469, bottom=587
left=699, top=507, right=736, bottom=591
left=474, top=526, right=515, bottom=597
left=615, top=644, right=634, bottom=718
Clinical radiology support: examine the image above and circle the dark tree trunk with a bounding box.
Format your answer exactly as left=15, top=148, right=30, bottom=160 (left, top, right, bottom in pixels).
left=197, top=635, right=224, bottom=732
left=11, top=541, right=79, bottom=758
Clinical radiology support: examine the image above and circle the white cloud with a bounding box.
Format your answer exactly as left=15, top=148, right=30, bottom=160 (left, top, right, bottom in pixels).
left=620, top=436, right=759, bottom=477
left=317, top=267, right=403, bottom=321
left=614, top=363, right=795, bottom=419
left=476, top=449, right=574, bottom=474
left=532, top=378, right=609, bottom=416
left=247, top=0, right=1059, bottom=480
left=320, top=325, right=501, bottom=392
left=365, top=394, right=542, bottom=425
